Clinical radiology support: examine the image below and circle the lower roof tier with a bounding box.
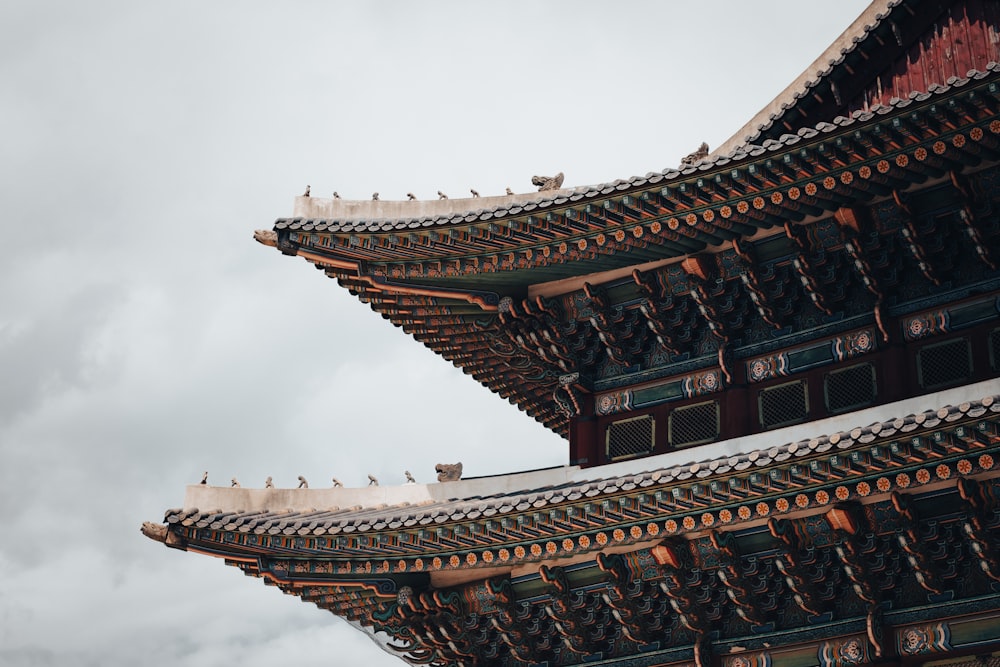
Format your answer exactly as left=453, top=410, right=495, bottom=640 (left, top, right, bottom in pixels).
left=148, top=382, right=1000, bottom=666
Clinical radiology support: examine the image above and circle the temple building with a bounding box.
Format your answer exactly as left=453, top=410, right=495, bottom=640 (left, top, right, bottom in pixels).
left=145, top=1, right=1000, bottom=665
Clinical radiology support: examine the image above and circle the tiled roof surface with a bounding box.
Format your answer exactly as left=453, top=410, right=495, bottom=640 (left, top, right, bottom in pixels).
left=273, top=64, right=1000, bottom=235
left=724, top=0, right=904, bottom=150
left=165, top=393, right=999, bottom=536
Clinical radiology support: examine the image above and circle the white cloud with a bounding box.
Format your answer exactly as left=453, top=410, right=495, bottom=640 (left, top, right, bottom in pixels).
left=0, top=1, right=873, bottom=664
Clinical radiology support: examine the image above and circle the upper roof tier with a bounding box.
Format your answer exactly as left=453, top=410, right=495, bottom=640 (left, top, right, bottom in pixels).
left=260, top=0, right=1000, bottom=438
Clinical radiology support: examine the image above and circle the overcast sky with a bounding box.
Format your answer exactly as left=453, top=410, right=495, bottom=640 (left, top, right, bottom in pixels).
left=1, top=2, right=873, bottom=665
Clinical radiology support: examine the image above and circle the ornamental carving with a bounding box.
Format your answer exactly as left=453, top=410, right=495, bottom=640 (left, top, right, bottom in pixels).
left=435, top=462, right=463, bottom=482
left=531, top=172, right=564, bottom=191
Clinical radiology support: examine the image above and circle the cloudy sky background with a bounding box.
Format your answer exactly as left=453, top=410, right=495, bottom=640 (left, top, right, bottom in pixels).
left=2, top=2, right=872, bottom=665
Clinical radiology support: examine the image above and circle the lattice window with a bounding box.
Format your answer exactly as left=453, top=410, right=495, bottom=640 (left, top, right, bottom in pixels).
left=991, top=328, right=1000, bottom=372
left=825, top=363, right=876, bottom=414
left=759, top=380, right=808, bottom=430
left=606, top=415, right=655, bottom=460
left=917, top=337, right=971, bottom=389
left=669, top=401, right=720, bottom=448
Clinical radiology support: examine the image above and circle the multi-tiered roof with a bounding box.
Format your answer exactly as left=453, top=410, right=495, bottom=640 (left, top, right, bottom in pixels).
left=149, top=2, right=1000, bottom=665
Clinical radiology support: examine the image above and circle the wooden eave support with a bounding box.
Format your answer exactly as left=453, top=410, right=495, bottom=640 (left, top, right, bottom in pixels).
left=891, top=491, right=946, bottom=595
left=597, top=553, right=659, bottom=643
left=633, top=269, right=685, bottom=355
left=581, top=282, right=632, bottom=367
left=784, top=221, right=836, bottom=316
left=952, top=171, right=999, bottom=270
left=732, top=238, right=782, bottom=328
left=957, top=478, right=1000, bottom=582
left=768, top=517, right=828, bottom=617
left=835, top=207, right=884, bottom=296
left=889, top=191, right=942, bottom=286
left=709, top=529, right=769, bottom=626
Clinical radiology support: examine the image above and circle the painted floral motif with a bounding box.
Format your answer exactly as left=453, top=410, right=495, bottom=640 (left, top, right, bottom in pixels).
left=482, top=551, right=494, bottom=564
left=935, top=464, right=951, bottom=480
left=546, top=541, right=557, bottom=554
left=775, top=498, right=790, bottom=512
left=432, top=557, right=442, bottom=569
left=465, top=553, right=477, bottom=565
left=901, top=628, right=928, bottom=655
left=562, top=538, right=574, bottom=552
left=578, top=535, right=591, bottom=549
left=499, top=548, right=510, bottom=562
left=415, top=558, right=424, bottom=571
left=514, top=545, right=525, bottom=558
left=647, top=522, right=660, bottom=536
left=835, top=486, right=850, bottom=501
left=795, top=494, right=810, bottom=508
left=683, top=516, right=696, bottom=529
left=738, top=506, right=752, bottom=520
left=530, top=543, right=542, bottom=557
left=840, top=638, right=864, bottom=664
left=958, top=459, right=973, bottom=475
left=815, top=490, right=830, bottom=505
left=980, top=454, right=994, bottom=470
left=398, top=560, right=407, bottom=572
left=876, top=477, right=891, bottom=492
left=665, top=520, right=678, bottom=533
left=756, top=502, right=770, bottom=516
left=842, top=329, right=874, bottom=357
left=916, top=469, right=931, bottom=484
left=896, top=473, right=911, bottom=488
left=613, top=528, right=626, bottom=542
left=596, top=532, right=608, bottom=546
left=856, top=481, right=871, bottom=497
left=719, top=509, right=733, bottom=523
left=449, top=555, right=460, bottom=567
left=630, top=526, right=643, bottom=539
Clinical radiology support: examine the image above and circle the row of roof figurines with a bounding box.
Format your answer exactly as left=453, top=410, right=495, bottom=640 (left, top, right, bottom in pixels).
left=297, top=142, right=709, bottom=202
left=197, top=462, right=463, bottom=489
